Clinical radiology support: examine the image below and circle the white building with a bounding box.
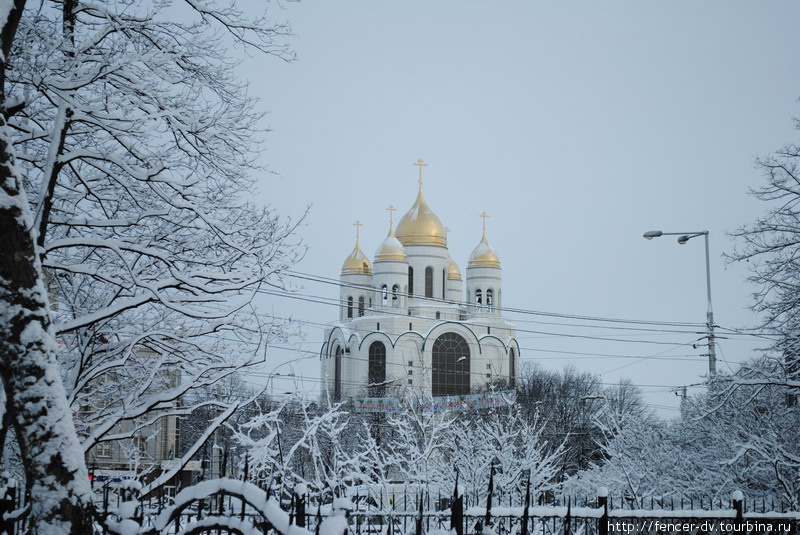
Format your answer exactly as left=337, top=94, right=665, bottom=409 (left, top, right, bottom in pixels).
left=321, top=163, right=519, bottom=401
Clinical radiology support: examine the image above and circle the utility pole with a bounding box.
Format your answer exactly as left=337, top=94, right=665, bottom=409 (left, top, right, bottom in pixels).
left=643, top=230, right=716, bottom=376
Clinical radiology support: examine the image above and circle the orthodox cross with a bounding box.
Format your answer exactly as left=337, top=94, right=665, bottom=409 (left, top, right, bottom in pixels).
left=353, top=220, right=362, bottom=242
left=413, top=158, right=428, bottom=188
left=479, top=212, right=490, bottom=233
left=386, top=205, right=396, bottom=227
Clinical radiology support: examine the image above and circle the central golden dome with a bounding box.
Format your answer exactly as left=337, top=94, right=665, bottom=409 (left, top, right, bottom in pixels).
left=395, top=188, right=447, bottom=247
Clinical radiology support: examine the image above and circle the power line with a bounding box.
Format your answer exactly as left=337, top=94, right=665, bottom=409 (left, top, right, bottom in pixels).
left=257, top=287, right=705, bottom=347
left=284, top=269, right=706, bottom=329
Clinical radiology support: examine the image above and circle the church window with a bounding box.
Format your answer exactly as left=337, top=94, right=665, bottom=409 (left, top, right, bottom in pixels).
left=475, top=289, right=482, bottom=312
left=392, top=284, right=400, bottom=306
left=486, top=289, right=494, bottom=312
left=442, top=269, right=446, bottom=299
left=358, top=296, right=365, bottom=317
left=381, top=285, right=388, bottom=305
left=408, top=378, right=413, bottom=385
left=347, top=297, right=353, bottom=319
left=407, top=370, right=413, bottom=376
left=334, top=345, right=342, bottom=402
left=435, top=311, right=440, bottom=319
left=408, top=267, right=414, bottom=296
left=425, top=266, right=433, bottom=298
left=368, top=342, right=386, bottom=397
left=432, top=332, right=470, bottom=397
left=509, top=348, right=516, bottom=388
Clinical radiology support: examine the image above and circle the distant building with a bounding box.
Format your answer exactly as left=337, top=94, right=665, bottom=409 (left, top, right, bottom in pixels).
left=83, top=363, right=183, bottom=494
left=321, top=161, right=519, bottom=401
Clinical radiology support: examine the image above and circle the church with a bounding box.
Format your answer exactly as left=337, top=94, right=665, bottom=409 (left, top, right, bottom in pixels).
left=320, top=161, right=519, bottom=402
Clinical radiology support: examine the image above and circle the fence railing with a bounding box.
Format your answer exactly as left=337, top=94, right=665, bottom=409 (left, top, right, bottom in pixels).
left=0, top=477, right=798, bottom=534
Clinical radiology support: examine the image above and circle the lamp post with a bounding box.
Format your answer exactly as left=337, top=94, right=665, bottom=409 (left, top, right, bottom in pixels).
left=643, top=230, right=716, bottom=376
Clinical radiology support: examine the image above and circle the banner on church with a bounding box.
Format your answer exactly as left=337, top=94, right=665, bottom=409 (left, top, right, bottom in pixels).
left=352, top=389, right=516, bottom=413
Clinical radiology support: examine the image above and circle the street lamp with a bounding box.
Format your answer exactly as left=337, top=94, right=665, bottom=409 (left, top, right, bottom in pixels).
left=643, top=230, right=716, bottom=375
left=269, top=372, right=296, bottom=396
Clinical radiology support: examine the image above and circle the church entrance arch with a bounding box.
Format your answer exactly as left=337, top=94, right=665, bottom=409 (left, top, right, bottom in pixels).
left=432, top=332, right=470, bottom=397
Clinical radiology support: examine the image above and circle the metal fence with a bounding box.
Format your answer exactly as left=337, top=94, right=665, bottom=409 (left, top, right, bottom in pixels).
left=1, top=477, right=798, bottom=535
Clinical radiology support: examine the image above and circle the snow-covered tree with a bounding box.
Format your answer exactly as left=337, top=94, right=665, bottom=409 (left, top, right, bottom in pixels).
left=1, top=0, right=94, bottom=531
left=7, top=0, right=301, bottom=486
left=567, top=410, right=737, bottom=507
left=2, top=0, right=300, bottom=529
left=515, top=364, right=608, bottom=474
left=728, top=114, right=800, bottom=385
left=705, top=362, right=800, bottom=508
left=435, top=407, right=563, bottom=504
left=236, top=397, right=377, bottom=502
left=570, top=369, right=800, bottom=508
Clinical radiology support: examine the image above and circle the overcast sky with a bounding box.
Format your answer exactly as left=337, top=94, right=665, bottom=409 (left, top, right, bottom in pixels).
left=243, top=1, right=800, bottom=416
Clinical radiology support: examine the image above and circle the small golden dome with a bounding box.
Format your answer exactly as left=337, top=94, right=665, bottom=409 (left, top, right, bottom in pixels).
left=468, top=234, right=500, bottom=268
left=342, top=242, right=373, bottom=274
left=342, top=220, right=373, bottom=275
left=447, top=258, right=462, bottom=280
left=395, top=188, right=447, bottom=247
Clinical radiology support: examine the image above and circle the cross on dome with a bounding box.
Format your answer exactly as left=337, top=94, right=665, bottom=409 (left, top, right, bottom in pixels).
left=413, top=158, right=428, bottom=189
left=479, top=212, right=490, bottom=235
left=353, top=220, right=363, bottom=242
left=386, top=205, right=396, bottom=228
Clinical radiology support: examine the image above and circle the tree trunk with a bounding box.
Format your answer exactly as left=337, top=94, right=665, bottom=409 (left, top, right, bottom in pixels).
left=1, top=1, right=93, bottom=526
left=0, top=116, right=93, bottom=534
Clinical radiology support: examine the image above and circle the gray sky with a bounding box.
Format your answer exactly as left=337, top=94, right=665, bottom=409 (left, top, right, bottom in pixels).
left=245, top=1, right=800, bottom=416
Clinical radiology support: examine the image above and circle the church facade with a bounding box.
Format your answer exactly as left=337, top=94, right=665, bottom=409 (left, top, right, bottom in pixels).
left=320, top=162, right=519, bottom=401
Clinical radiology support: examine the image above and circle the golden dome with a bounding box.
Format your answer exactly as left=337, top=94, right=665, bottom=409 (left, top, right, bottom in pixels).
left=447, top=258, right=462, bottom=280
left=468, top=234, right=500, bottom=268
left=342, top=220, right=373, bottom=275
left=395, top=188, right=447, bottom=247
left=342, top=242, right=372, bottom=274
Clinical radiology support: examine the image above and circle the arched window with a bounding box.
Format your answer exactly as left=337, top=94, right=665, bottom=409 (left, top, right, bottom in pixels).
left=381, top=285, right=388, bottom=305
left=392, top=284, right=400, bottom=306
left=432, top=332, right=470, bottom=397
left=334, top=345, right=342, bottom=401
left=442, top=269, right=446, bottom=299
left=368, top=342, right=387, bottom=397
left=475, top=289, right=482, bottom=312
left=347, top=296, right=353, bottom=319
left=408, top=266, right=414, bottom=296
left=509, top=347, right=516, bottom=388
left=425, top=266, right=433, bottom=298
left=358, top=296, right=365, bottom=317
left=486, top=289, right=494, bottom=312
